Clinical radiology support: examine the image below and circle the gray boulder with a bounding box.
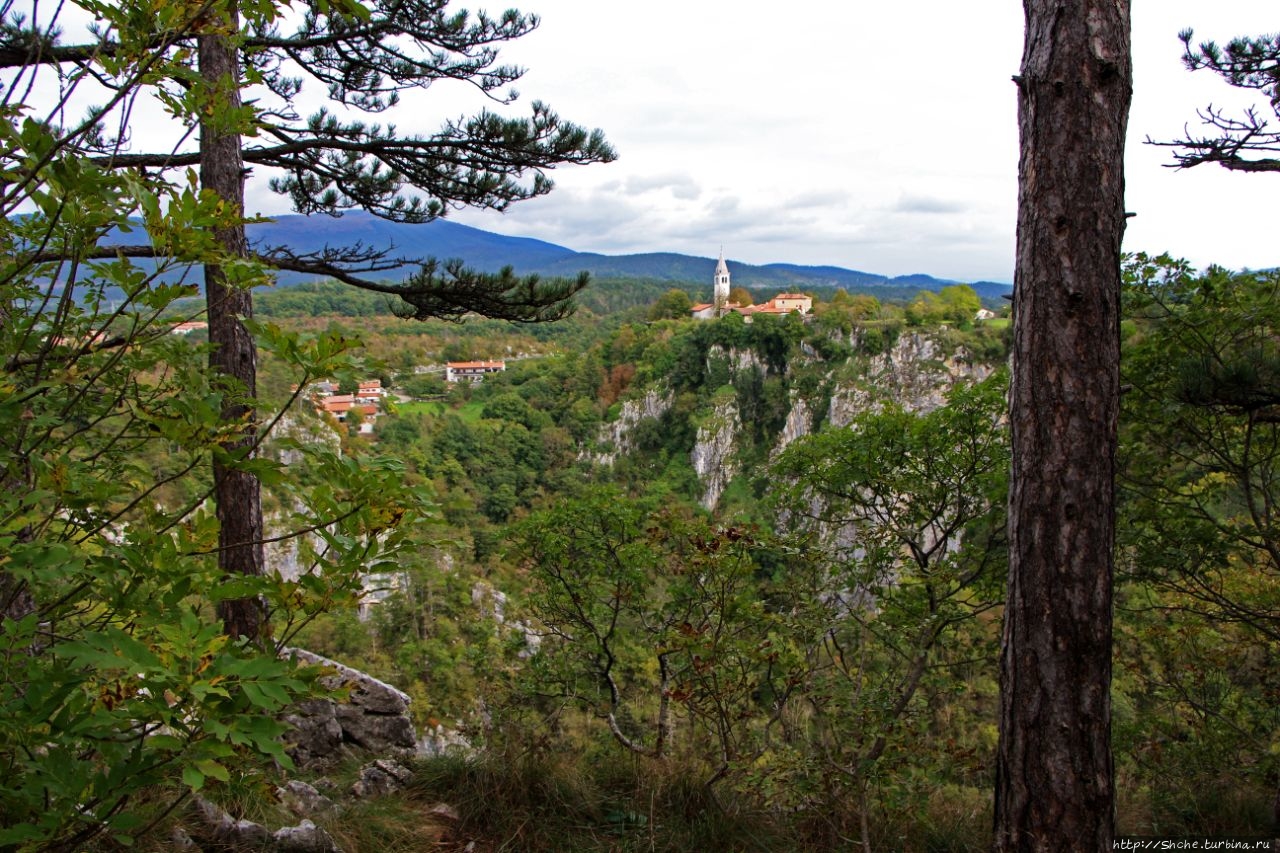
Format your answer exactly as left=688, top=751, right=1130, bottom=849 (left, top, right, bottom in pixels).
left=351, top=758, right=414, bottom=798
left=274, top=819, right=342, bottom=853
left=281, top=649, right=416, bottom=766
left=191, top=796, right=343, bottom=853
left=281, top=698, right=344, bottom=767
left=277, top=780, right=336, bottom=818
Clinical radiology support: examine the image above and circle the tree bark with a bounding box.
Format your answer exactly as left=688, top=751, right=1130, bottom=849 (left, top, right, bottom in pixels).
left=199, top=5, right=266, bottom=644
left=995, top=2, right=1131, bottom=850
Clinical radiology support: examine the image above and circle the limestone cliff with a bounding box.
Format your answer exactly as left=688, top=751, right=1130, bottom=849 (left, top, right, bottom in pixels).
left=581, top=387, right=672, bottom=466
left=586, top=328, right=1002, bottom=512
left=772, top=393, right=815, bottom=458
left=828, top=332, right=994, bottom=427
left=690, top=396, right=742, bottom=510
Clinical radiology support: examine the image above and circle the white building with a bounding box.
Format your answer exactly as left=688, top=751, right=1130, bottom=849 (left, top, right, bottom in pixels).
left=446, top=360, right=506, bottom=383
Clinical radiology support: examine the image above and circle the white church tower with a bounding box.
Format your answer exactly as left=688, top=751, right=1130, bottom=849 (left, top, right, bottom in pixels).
left=713, top=249, right=731, bottom=312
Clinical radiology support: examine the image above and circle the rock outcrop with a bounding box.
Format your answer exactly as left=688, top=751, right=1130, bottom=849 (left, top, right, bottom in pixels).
left=351, top=758, right=414, bottom=798
left=583, top=329, right=999, bottom=513
left=191, top=796, right=342, bottom=853
left=772, top=394, right=814, bottom=458
left=829, top=334, right=993, bottom=427
left=691, top=398, right=741, bottom=510
left=583, top=388, right=672, bottom=466
left=281, top=649, right=416, bottom=766
left=708, top=344, right=769, bottom=375
left=278, top=780, right=336, bottom=817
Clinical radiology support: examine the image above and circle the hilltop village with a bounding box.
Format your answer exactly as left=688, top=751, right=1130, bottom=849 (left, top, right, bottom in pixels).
left=690, top=252, right=813, bottom=320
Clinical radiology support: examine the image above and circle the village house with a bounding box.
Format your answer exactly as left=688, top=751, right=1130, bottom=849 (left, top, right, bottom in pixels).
left=318, top=394, right=355, bottom=418
left=307, top=378, right=386, bottom=434
left=736, top=292, right=813, bottom=318
left=355, top=379, right=386, bottom=403
left=446, top=360, right=506, bottom=383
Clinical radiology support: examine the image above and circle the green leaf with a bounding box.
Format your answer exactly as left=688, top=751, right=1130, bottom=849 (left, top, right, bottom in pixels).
left=195, top=759, right=230, bottom=783
left=182, top=764, right=205, bottom=792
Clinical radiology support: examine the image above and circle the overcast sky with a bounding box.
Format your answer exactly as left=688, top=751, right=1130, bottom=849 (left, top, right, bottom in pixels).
left=28, top=2, right=1278, bottom=283
left=386, top=1, right=1280, bottom=283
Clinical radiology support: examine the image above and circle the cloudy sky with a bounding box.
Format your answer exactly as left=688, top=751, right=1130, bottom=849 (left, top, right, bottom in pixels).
left=31, top=1, right=1276, bottom=283
left=389, top=1, right=1279, bottom=283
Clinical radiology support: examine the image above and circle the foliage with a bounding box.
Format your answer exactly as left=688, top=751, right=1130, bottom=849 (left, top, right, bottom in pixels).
left=0, top=166, right=441, bottom=846
left=811, top=290, right=882, bottom=336
left=768, top=375, right=1008, bottom=834
left=1114, top=255, right=1280, bottom=832
left=512, top=488, right=842, bottom=811
left=1150, top=28, right=1280, bottom=172
left=1120, top=255, right=1280, bottom=637
left=499, top=374, right=1008, bottom=841
left=905, top=284, right=981, bottom=328
left=0, top=0, right=517, bottom=843
left=257, top=280, right=397, bottom=318
left=648, top=288, right=694, bottom=320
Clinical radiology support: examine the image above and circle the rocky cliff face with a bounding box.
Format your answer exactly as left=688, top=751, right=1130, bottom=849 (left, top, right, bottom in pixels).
left=581, top=387, right=672, bottom=466
left=828, top=333, right=994, bottom=427
left=773, top=394, right=814, bottom=458
left=587, top=330, right=1000, bottom=511
left=690, top=397, right=742, bottom=510
left=708, top=344, right=770, bottom=375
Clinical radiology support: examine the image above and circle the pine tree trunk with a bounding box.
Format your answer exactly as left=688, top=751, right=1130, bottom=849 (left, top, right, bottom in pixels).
left=199, top=7, right=266, bottom=644
left=995, top=2, right=1131, bottom=850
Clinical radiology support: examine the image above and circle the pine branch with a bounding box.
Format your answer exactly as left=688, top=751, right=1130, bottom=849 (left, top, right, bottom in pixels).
left=21, top=243, right=587, bottom=324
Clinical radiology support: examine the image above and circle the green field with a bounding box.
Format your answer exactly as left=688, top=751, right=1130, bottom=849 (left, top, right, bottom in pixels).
left=396, top=399, right=487, bottom=422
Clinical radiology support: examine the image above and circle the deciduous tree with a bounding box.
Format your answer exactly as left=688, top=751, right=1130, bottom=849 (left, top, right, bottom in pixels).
left=772, top=376, right=1008, bottom=849
left=1119, top=254, right=1280, bottom=654
left=1, top=0, right=614, bottom=641
left=648, top=287, right=693, bottom=320
left=514, top=491, right=790, bottom=773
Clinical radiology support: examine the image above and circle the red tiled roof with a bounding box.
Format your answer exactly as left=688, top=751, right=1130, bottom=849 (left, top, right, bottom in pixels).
left=321, top=395, right=355, bottom=413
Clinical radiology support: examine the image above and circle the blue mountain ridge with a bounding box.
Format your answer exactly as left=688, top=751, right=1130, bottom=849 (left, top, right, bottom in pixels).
left=111, top=211, right=1013, bottom=299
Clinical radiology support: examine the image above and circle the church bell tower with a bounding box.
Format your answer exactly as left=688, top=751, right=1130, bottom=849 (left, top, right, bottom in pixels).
left=713, top=249, right=731, bottom=312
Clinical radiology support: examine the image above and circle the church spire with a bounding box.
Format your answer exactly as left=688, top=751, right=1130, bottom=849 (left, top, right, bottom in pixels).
left=713, top=249, right=731, bottom=311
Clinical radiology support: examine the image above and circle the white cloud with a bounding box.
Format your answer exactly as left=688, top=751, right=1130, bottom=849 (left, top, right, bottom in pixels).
left=257, top=0, right=1280, bottom=283
left=620, top=173, right=703, bottom=200
left=892, top=195, right=967, bottom=215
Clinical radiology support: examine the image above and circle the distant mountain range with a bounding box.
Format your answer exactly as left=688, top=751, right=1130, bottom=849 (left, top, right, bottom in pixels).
left=96, top=211, right=1010, bottom=300
left=242, top=212, right=1012, bottom=299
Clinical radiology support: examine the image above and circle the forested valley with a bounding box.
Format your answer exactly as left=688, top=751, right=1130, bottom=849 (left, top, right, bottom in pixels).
left=268, top=270, right=1280, bottom=850
left=10, top=259, right=1280, bottom=850
left=3, top=0, right=1280, bottom=851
